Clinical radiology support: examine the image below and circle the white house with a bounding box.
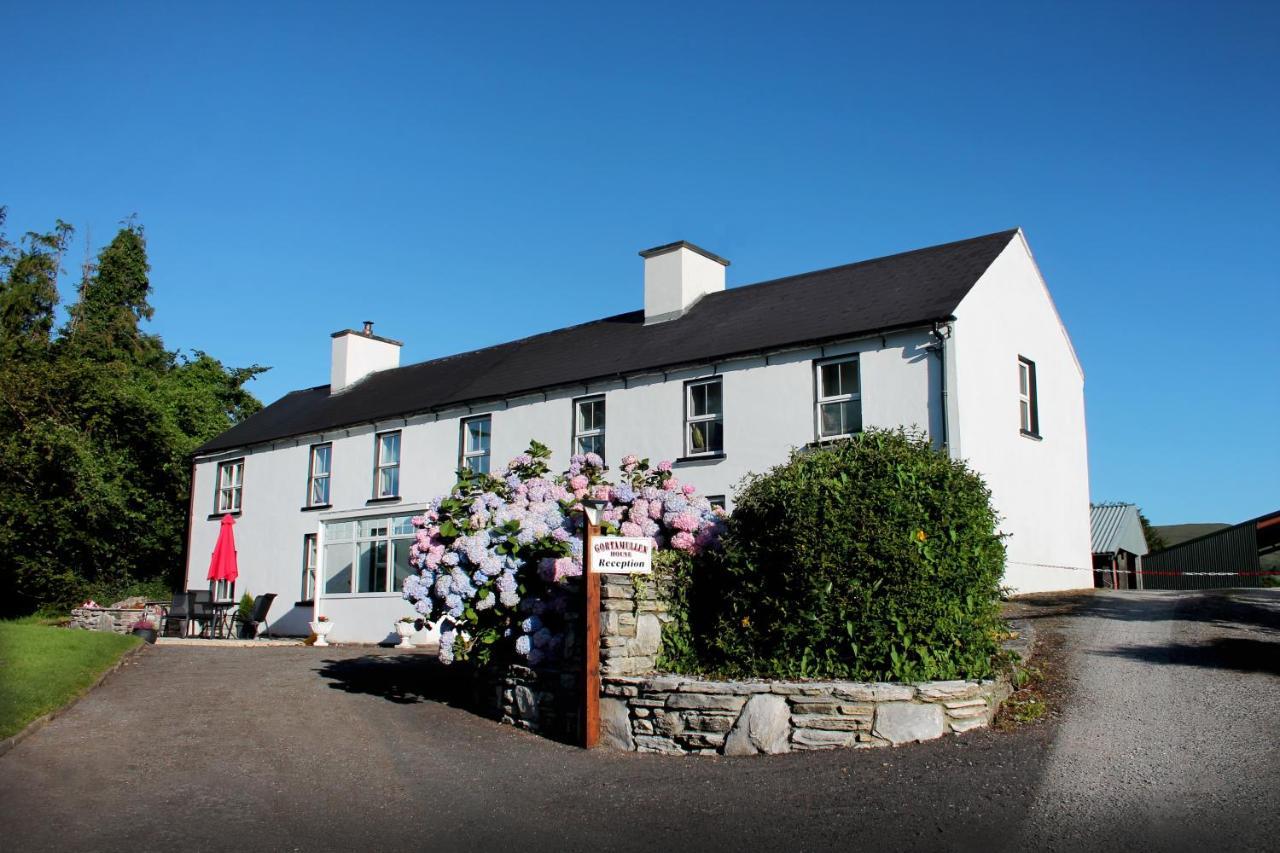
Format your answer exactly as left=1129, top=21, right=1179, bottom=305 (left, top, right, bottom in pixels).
left=185, top=229, right=1091, bottom=643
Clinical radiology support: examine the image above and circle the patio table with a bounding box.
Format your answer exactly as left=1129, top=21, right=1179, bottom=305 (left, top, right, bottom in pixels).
left=199, top=602, right=236, bottom=639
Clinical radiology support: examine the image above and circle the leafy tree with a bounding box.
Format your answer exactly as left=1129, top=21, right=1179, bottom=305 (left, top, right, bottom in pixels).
left=1138, top=510, right=1166, bottom=552
left=0, top=209, right=265, bottom=615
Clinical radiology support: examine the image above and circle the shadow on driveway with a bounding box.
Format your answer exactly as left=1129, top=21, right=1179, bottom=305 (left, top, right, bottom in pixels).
left=315, top=652, right=466, bottom=705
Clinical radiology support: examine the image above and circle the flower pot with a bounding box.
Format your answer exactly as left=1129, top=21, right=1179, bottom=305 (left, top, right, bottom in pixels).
left=132, top=627, right=157, bottom=645
left=310, top=620, right=333, bottom=647
left=395, top=621, right=416, bottom=649
left=237, top=622, right=257, bottom=640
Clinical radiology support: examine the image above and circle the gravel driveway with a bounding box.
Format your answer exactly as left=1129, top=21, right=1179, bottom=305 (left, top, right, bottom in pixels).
left=1, top=589, right=1276, bottom=852
left=1016, top=589, right=1280, bottom=852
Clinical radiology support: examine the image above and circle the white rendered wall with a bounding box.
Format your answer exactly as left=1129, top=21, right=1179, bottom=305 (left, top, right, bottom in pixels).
left=186, top=329, right=939, bottom=643
left=950, top=232, right=1091, bottom=594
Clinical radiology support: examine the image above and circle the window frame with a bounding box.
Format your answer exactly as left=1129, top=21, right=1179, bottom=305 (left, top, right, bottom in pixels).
left=373, top=430, right=401, bottom=499
left=683, top=377, right=725, bottom=458
left=306, top=443, right=332, bottom=507
left=1018, top=356, right=1040, bottom=438
left=301, top=533, right=318, bottom=602
left=572, top=395, right=606, bottom=458
left=813, top=355, right=862, bottom=442
left=459, top=415, right=492, bottom=475
left=320, top=514, right=416, bottom=596
left=215, top=458, right=244, bottom=514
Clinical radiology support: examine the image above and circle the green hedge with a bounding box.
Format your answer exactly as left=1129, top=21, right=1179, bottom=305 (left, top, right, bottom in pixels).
left=664, top=429, right=1007, bottom=681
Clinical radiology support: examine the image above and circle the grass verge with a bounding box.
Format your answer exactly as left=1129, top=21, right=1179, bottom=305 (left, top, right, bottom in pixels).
left=0, top=618, right=142, bottom=740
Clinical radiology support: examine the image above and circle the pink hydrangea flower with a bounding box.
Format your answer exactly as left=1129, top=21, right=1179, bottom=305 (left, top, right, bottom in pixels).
left=620, top=521, right=642, bottom=537
left=648, top=501, right=663, bottom=520
left=628, top=500, right=648, bottom=523
left=673, top=512, right=701, bottom=532
left=682, top=483, right=697, bottom=496
left=591, top=485, right=611, bottom=501
left=671, top=531, right=696, bottom=552
left=657, top=460, right=673, bottom=472
left=569, top=475, right=588, bottom=491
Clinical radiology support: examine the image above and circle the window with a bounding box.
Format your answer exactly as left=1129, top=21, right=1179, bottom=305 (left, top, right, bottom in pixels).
left=216, top=459, right=244, bottom=513
left=321, top=515, right=416, bottom=595
left=684, top=378, right=724, bottom=457
left=461, top=416, right=491, bottom=474
left=302, top=534, right=318, bottom=601
left=573, top=396, right=606, bottom=458
left=815, top=356, right=862, bottom=441
left=307, top=444, right=332, bottom=506
left=374, top=431, right=401, bottom=498
left=1018, top=357, right=1040, bottom=437
left=706, top=494, right=726, bottom=511
left=212, top=578, right=235, bottom=602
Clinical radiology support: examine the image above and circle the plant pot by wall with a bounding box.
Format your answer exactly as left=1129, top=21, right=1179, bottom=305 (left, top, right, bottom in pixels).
left=132, top=628, right=157, bottom=645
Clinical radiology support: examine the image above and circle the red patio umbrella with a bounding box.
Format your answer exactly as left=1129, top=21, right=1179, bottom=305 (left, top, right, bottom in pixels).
left=207, top=514, right=240, bottom=587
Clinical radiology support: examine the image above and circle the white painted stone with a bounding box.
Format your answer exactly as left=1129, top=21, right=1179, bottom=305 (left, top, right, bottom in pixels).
left=724, top=694, right=790, bottom=756
left=873, top=702, right=946, bottom=745
left=599, top=698, right=635, bottom=751
left=633, top=613, right=662, bottom=657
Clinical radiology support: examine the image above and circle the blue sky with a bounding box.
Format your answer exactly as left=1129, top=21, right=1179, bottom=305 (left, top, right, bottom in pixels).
left=3, top=1, right=1276, bottom=525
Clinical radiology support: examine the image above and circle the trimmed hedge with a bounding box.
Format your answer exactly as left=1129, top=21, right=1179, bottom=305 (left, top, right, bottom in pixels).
left=665, top=429, right=1007, bottom=681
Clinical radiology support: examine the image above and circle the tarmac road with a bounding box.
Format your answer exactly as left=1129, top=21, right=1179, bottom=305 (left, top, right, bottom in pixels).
left=1, top=589, right=1276, bottom=852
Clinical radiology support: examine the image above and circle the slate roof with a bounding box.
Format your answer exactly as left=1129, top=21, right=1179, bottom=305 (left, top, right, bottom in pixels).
left=196, top=229, right=1019, bottom=455
left=1091, top=503, right=1149, bottom=556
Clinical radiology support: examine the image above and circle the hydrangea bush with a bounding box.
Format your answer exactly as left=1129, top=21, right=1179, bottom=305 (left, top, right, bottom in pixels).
left=402, top=441, right=723, bottom=666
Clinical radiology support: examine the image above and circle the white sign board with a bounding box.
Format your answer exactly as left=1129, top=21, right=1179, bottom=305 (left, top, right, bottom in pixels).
left=588, top=536, right=653, bottom=574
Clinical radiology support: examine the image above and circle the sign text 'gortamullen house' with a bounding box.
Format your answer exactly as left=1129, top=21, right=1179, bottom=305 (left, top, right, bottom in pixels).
left=588, top=536, right=653, bottom=574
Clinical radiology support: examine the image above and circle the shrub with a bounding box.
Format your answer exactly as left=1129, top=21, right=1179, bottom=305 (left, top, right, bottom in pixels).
left=697, top=429, right=1006, bottom=681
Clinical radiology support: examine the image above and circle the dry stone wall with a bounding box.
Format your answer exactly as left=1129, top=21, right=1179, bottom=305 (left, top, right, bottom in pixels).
left=477, top=573, right=1013, bottom=755
left=600, top=674, right=1008, bottom=755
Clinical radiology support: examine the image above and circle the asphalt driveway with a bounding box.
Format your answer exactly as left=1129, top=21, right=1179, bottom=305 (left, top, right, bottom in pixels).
left=1, top=589, right=1276, bottom=852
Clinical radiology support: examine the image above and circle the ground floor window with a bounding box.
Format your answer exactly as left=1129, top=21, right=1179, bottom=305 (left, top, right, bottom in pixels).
left=211, top=579, right=235, bottom=601
left=322, top=514, right=416, bottom=595
left=302, top=534, right=317, bottom=601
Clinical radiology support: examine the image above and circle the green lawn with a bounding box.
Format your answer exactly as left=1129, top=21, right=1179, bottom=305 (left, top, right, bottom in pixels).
left=0, top=618, right=141, bottom=740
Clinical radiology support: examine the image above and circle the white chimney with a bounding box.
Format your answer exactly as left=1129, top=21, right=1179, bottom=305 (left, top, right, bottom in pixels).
left=640, top=241, right=729, bottom=324
left=330, top=321, right=402, bottom=393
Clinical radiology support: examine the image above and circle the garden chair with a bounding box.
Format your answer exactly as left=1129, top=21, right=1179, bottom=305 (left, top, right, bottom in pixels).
left=190, top=590, right=223, bottom=638
left=231, top=593, right=276, bottom=639
left=161, top=592, right=194, bottom=637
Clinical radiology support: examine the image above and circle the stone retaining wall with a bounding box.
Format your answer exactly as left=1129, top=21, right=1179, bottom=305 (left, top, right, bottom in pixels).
left=477, top=573, right=1013, bottom=755
left=600, top=675, right=1010, bottom=755
left=70, top=605, right=164, bottom=634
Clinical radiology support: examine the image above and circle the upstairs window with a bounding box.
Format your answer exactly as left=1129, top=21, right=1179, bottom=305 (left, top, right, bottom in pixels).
left=685, top=378, right=724, bottom=457
left=573, top=396, right=606, bottom=458
left=461, top=416, right=492, bottom=474
left=1018, top=357, right=1040, bottom=437
left=216, top=459, right=244, bottom=514
left=307, top=443, right=332, bottom=506
left=815, top=356, right=862, bottom=441
left=374, top=431, right=401, bottom=498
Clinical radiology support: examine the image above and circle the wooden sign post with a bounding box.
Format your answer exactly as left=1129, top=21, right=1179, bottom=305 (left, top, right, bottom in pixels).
left=581, top=515, right=602, bottom=749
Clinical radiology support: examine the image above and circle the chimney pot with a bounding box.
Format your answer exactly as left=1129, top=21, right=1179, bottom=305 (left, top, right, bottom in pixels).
left=362, top=321, right=374, bottom=336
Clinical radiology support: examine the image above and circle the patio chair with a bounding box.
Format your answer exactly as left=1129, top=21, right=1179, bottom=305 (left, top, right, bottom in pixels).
left=190, top=590, right=223, bottom=638
left=161, top=592, right=194, bottom=637
left=231, top=593, right=277, bottom=640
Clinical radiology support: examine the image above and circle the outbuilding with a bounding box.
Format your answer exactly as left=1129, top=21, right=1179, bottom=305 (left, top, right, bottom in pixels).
left=1090, top=502, right=1150, bottom=589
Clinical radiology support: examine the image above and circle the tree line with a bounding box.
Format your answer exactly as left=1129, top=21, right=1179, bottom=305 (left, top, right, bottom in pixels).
left=0, top=207, right=265, bottom=615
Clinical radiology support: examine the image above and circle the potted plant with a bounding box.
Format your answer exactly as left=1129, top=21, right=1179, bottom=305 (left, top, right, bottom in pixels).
left=309, top=614, right=333, bottom=646
left=395, top=617, right=418, bottom=649
left=131, top=617, right=158, bottom=644
left=236, top=592, right=256, bottom=639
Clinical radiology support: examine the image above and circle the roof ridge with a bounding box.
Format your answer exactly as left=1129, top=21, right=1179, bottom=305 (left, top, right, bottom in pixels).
left=354, top=229, right=1019, bottom=382
left=705, top=228, right=1020, bottom=299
